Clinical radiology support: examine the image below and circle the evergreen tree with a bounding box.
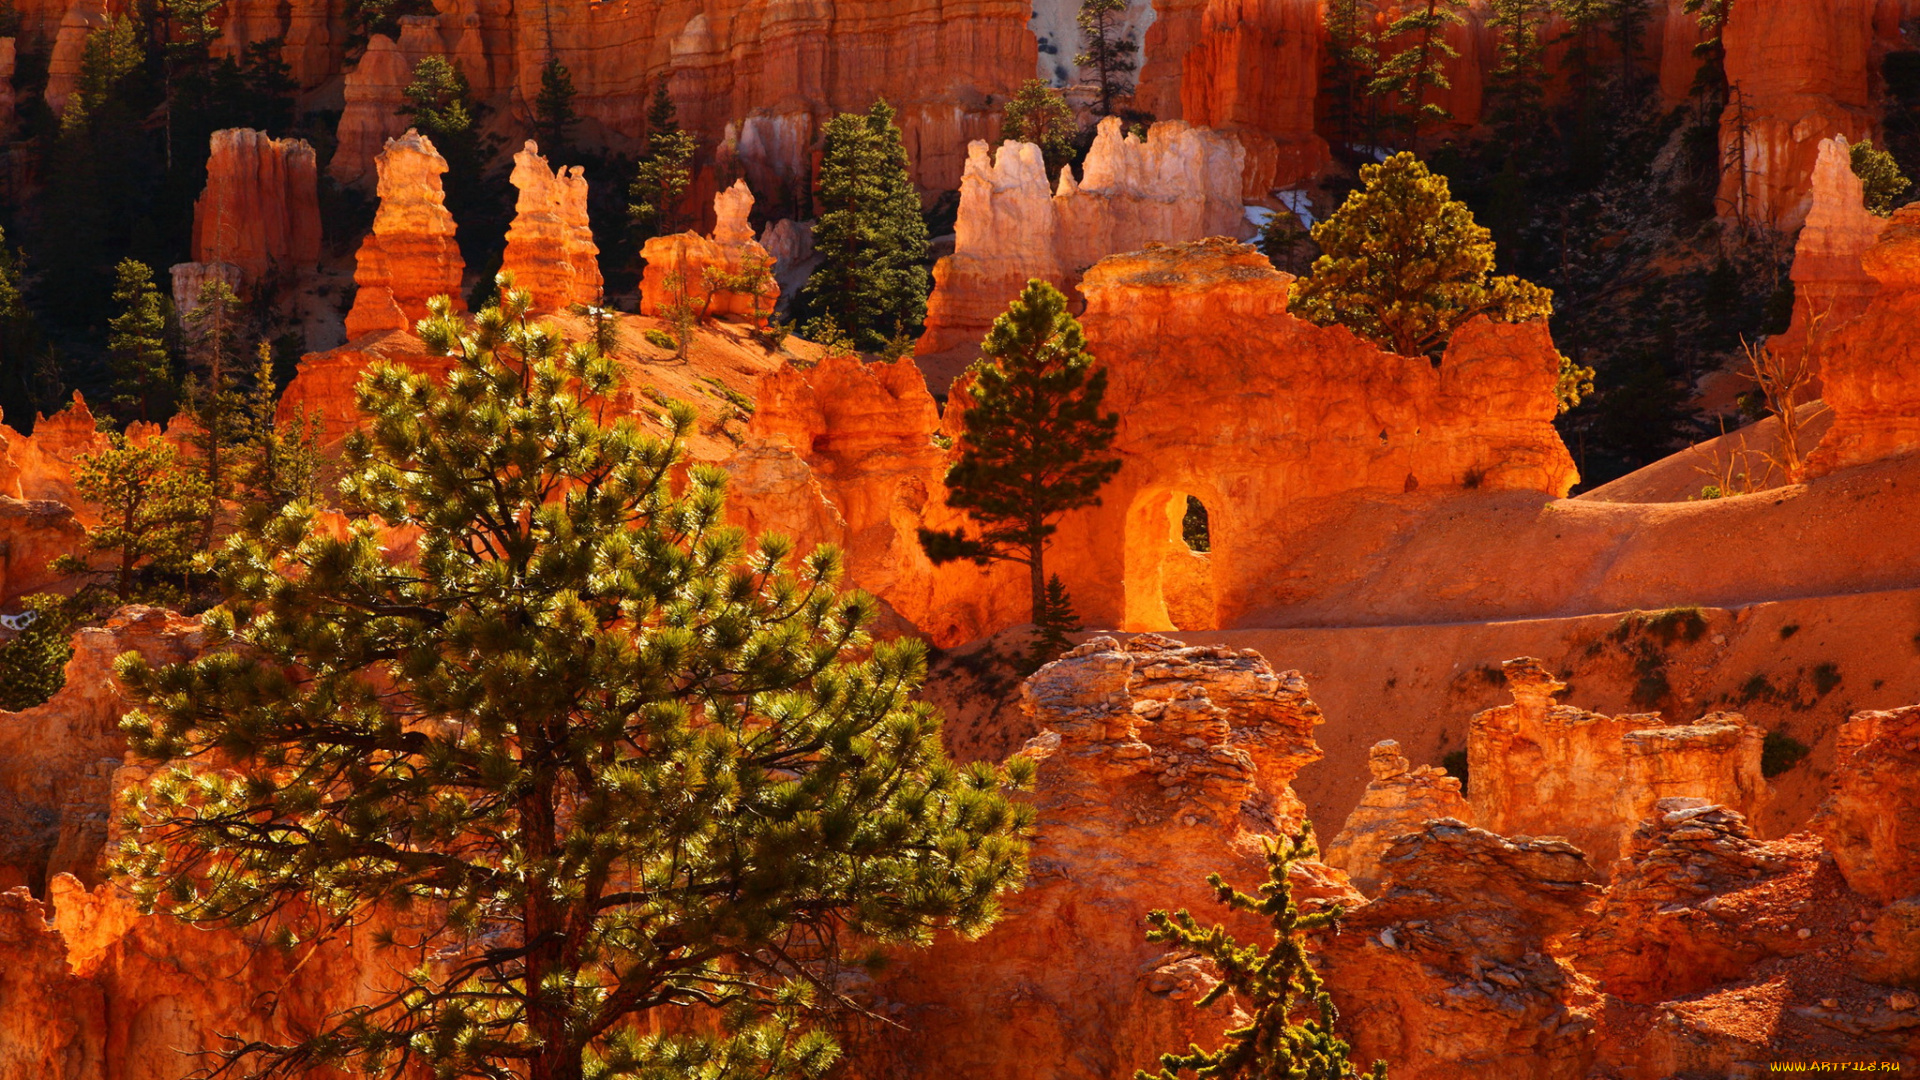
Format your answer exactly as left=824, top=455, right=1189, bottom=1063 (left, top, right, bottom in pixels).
left=182, top=276, right=251, bottom=537
left=56, top=433, right=213, bottom=600
left=60, top=13, right=145, bottom=133
left=1606, top=0, right=1655, bottom=89
left=1136, top=824, right=1389, bottom=1080
left=1289, top=152, right=1554, bottom=359
left=629, top=79, right=697, bottom=245
left=1850, top=137, right=1912, bottom=216
left=1075, top=0, right=1139, bottom=116
left=341, top=0, right=435, bottom=56
left=1485, top=0, right=1549, bottom=145
left=1323, top=0, right=1381, bottom=152
left=919, top=279, right=1121, bottom=623
left=113, top=283, right=1035, bottom=1080
left=1003, top=78, right=1079, bottom=173
left=1682, top=0, right=1731, bottom=88
left=534, top=56, right=581, bottom=159
left=1368, top=0, right=1467, bottom=148
left=106, top=259, right=174, bottom=425
left=796, top=100, right=932, bottom=352
left=231, top=343, right=325, bottom=516
left=400, top=56, right=498, bottom=240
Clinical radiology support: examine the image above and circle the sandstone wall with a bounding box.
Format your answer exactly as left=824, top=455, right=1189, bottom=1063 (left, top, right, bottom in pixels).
left=1807, top=202, right=1920, bottom=475
left=1809, top=704, right=1920, bottom=902
left=638, top=180, right=775, bottom=321
left=1325, top=739, right=1471, bottom=896
left=1777, top=135, right=1889, bottom=366
left=190, top=128, right=323, bottom=282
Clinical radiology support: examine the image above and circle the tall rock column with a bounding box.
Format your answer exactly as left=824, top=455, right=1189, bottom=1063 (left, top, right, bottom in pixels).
left=0, top=38, right=16, bottom=138
left=1776, top=135, right=1889, bottom=363
left=1717, top=0, right=1875, bottom=230
left=500, top=141, right=603, bottom=313
left=1806, top=204, right=1920, bottom=474
left=638, top=180, right=779, bottom=321
left=42, top=0, right=106, bottom=115
left=1176, top=0, right=1328, bottom=195
left=191, top=129, right=323, bottom=282
left=343, top=130, right=466, bottom=339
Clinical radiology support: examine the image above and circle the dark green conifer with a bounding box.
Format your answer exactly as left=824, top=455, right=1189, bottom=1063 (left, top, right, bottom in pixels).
left=919, top=279, right=1120, bottom=623
left=1136, top=824, right=1390, bottom=1080
left=113, top=281, right=1035, bottom=1080
left=796, top=100, right=931, bottom=352
left=1369, top=0, right=1468, bottom=148
left=1075, top=0, right=1139, bottom=116
left=106, top=259, right=174, bottom=425
left=629, top=79, right=697, bottom=244
left=533, top=56, right=580, bottom=158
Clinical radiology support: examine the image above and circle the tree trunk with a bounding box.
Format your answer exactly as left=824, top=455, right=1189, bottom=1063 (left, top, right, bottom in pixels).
left=1028, top=541, right=1045, bottom=626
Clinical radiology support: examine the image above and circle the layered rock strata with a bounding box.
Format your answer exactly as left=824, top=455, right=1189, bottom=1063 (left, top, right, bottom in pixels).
left=1776, top=135, right=1890, bottom=366
left=342, top=129, right=466, bottom=339
left=1174, top=0, right=1327, bottom=194
left=500, top=141, right=603, bottom=312
left=639, top=180, right=777, bottom=321
left=1469, top=658, right=1767, bottom=870
left=1326, top=739, right=1472, bottom=896
left=916, top=120, right=1247, bottom=365
left=190, top=128, right=323, bottom=281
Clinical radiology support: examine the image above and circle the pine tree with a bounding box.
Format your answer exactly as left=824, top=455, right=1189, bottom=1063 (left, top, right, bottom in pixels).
left=182, top=276, right=251, bottom=538
left=56, top=433, right=213, bottom=600
left=61, top=13, right=145, bottom=133
left=629, top=79, right=697, bottom=245
left=1323, top=0, right=1381, bottom=153
left=1025, top=573, right=1082, bottom=671
left=1075, top=0, right=1139, bottom=116
left=400, top=56, right=496, bottom=232
left=112, top=282, right=1035, bottom=1080
left=918, top=279, right=1121, bottom=623
left=534, top=56, right=580, bottom=159
left=1003, top=78, right=1079, bottom=173
left=107, top=259, right=174, bottom=425
left=796, top=100, right=932, bottom=352
left=1369, top=0, right=1467, bottom=148
left=1135, top=824, right=1390, bottom=1080
left=1289, top=152, right=1554, bottom=359
left=231, top=343, right=325, bottom=517
left=1485, top=0, right=1549, bottom=145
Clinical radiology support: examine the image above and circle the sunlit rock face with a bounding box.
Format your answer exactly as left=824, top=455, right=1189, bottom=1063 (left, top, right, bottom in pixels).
left=500, top=141, right=603, bottom=314
left=191, top=128, right=322, bottom=282
left=1807, top=204, right=1920, bottom=476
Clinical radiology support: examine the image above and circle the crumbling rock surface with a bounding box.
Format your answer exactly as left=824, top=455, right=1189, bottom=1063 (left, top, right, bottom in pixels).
left=190, top=128, right=322, bottom=281
left=0, top=607, right=203, bottom=892
left=328, top=17, right=460, bottom=187
left=850, top=636, right=1353, bottom=1078
left=1319, top=820, right=1604, bottom=1080
left=0, top=393, right=109, bottom=513
left=0, top=497, right=85, bottom=605
left=916, top=120, right=1247, bottom=368
left=1325, top=740, right=1471, bottom=896
left=499, top=141, right=603, bottom=313
left=342, top=129, right=466, bottom=340
left=639, top=180, right=777, bottom=322
left=1808, top=704, right=1920, bottom=902
left=1807, top=204, right=1920, bottom=476
left=1469, top=658, right=1767, bottom=870
left=1570, top=799, right=1815, bottom=1003
left=1175, top=0, right=1327, bottom=194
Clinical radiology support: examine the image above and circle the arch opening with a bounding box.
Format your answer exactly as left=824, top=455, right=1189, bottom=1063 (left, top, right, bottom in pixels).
left=1121, top=487, right=1220, bottom=633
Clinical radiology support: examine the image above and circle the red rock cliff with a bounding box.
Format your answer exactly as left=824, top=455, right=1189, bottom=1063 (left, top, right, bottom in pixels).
left=191, top=128, right=323, bottom=282
left=500, top=140, right=603, bottom=313
left=1807, top=203, right=1920, bottom=475
left=342, top=129, right=466, bottom=340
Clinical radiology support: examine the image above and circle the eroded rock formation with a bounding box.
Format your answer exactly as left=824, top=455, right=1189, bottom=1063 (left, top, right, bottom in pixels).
left=1326, top=739, right=1472, bottom=896
left=1319, top=821, right=1604, bottom=1080
left=500, top=141, right=603, bottom=312
left=1777, top=135, right=1889, bottom=365
left=1807, top=203, right=1920, bottom=475
left=0, top=38, right=16, bottom=138
left=190, top=128, right=323, bottom=281
left=916, top=120, right=1247, bottom=367
left=1175, top=0, right=1326, bottom=194
left=1031, top=239, right=1577, bottom=633
left=1809, top=705, right=1920, bottom=902
left=1469, top=658, right=1767, bottom=870
left=638, top=180, right=777, bottom=321
left=342, top=129, right=465, bottom=339
left=851, top=635, right=1353, bottom=1077
left=328, top=17, right=455, bottom=187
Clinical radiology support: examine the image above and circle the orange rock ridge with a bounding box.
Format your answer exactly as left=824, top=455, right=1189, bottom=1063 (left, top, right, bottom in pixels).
left=1777, top=135, right=1889, bottom=366
left=190, top=128, right=323, bottom=281
left=342, top=129, right=466, bottom=340
left=1325, top=739, right=1472, bottom=896
left=638, top=180, right=778, bottom=322
left=1807, top=202, right=1920, bottom=475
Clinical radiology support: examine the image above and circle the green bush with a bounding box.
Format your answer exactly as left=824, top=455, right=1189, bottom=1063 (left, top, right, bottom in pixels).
left=1811, top=662, right=1842, bottom=697
left=1761, top=730, right=1811, bottom=778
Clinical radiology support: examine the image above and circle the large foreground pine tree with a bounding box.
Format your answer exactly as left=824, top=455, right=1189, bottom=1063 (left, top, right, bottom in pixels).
left=113, top=282, right=1034, bottom=1080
